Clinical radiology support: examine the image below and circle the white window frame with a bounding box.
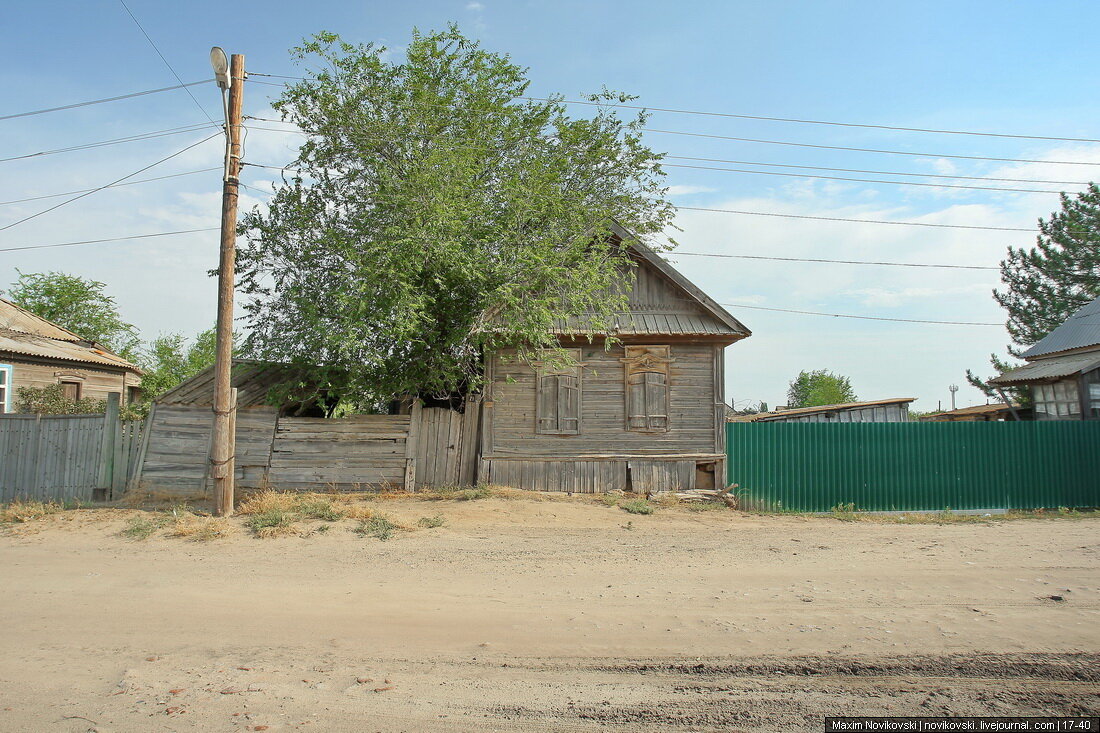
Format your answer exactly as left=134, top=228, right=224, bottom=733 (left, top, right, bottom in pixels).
left=0, top=364, right=12, bottom=414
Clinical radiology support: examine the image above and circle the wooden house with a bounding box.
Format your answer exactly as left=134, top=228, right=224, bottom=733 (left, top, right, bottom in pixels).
left=477, top=223, right=750, bottom=493
left=0, top=298, right=141, bottom=413
left=990, top=295, right=1100, bottom=421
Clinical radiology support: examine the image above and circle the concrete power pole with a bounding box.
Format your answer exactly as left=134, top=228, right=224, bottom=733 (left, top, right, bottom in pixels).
left=211, top=52, right=244, bottom=517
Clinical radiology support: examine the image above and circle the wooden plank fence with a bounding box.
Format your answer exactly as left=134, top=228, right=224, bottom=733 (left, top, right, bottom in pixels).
left=0, top=394, right=145, bottom=503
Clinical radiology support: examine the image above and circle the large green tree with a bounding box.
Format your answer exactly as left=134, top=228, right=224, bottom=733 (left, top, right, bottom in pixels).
left=968, top=183, right=1100, bottom=395
left=787, top=370, right=858, bottom=408
left=137, top=328, right=218, bottom=399
left=238, top=27, right=673, bottom=403
left=4, top=270, right=140, bottom=360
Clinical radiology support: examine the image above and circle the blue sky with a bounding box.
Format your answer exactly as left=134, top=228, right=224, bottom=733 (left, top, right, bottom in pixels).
left=4, top=1, right=1100, bottom=410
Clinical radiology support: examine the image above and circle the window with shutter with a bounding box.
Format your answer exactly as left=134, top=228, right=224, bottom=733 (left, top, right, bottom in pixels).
left=536, top=349, right=582, bottom=435
left=623, top=346, right=671, bottom=433
left=0, top=364, right=11, bottom=414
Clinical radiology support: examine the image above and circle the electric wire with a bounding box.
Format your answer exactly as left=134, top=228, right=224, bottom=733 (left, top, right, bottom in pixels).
left=721, top=302, right=1002, bottom=326
left=117, top=0, right=219, bottom=126
left=0, top=132, right=222, bottom=233
left=0, top=81, right=210, bottom=122
left=0, top=122, right=219, bottom=164
left=675, top=252, right=998, bottom=270
left=0, top=227, right=219, bottom=253
left=0, top=168, right=221, bottom=207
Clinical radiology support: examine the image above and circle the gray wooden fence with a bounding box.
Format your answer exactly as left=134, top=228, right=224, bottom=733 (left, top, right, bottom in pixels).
left=0, top=394, right=145, bottom=503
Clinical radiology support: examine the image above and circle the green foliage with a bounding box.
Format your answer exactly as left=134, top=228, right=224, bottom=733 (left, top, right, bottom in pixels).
left=969, top=184, right=1100, bottom=396
left=416, top=514, right=445, bottom=528
left=620, top=499, right=654, bottom=515
left=237, top=26, right=675, bottom=403
left=356, top=515, right=397, bottom=540
left=246, top=508, right=296, bottom=536
left=15, top=384, right=106, bottom=415
left=786, top=370, right=858, bottom=408
left=120, top=513, right=168, bottom=540
left=296, top=496, right=345, bottom=521
left=137, top=328, right=218, bottom=400
left=5, top=270, right=140, bottom=360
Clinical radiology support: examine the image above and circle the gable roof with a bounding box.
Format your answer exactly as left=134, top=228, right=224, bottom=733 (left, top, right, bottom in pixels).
left=1020, top=294, right=1100, bottom=359
left=989, top=350, right=1100, bottom=386
left=0, top=297, right=140, bottom=372
left=551, top=221, right=751, bottom=340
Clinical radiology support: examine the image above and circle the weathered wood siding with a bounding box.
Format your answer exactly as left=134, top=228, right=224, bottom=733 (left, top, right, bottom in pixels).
left=485, top=343, right=719, bottom=457
left=0, top=355, right=140, bottom=407
left=268, top=415, right=410, bottom=490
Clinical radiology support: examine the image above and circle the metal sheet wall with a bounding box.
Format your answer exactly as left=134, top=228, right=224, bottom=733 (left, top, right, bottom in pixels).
left=726, top=422, right=1100, bottom=512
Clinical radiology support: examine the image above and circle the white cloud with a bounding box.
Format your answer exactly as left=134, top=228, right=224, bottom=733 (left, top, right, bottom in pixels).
left=465, top=2, right=484, bottom=10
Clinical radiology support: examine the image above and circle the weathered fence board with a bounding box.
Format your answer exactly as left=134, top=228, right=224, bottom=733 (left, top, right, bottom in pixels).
left=727, top=421, right=1100, bottom=512
left=0, top=398, right=145, bottom=503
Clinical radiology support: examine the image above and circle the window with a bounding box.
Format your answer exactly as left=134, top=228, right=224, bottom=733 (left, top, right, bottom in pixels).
left=623, top=345, right=671, bottom=432
left=1032, top=380, right=1080, bottom=420
left=59, top=380, right=82, bottom=401
left=1083, top=368, right=1100, bottom=421
left=536, top=349, right=581, bottom=435
left=0, top=364, right=11, bottom=414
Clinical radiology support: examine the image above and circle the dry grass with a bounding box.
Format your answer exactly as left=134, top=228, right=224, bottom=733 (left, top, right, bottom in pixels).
left=165, top=515, right=236, bottom=541
left=1, top=499, right=62, bottom=524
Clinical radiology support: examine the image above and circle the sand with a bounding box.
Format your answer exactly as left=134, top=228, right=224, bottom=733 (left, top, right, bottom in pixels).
left=0, top=497, right=1097, bottom=731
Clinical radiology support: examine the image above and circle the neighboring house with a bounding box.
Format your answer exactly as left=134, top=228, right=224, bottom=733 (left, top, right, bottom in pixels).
left=479, top=222, right=751, bottom=493
left=918, top=403, right=1023, bottom=422
left=729, top=398, right=915, bottom=423
left=0, top=297, right=141, bottom=413
left=989, top=295, right=1100, bottom=421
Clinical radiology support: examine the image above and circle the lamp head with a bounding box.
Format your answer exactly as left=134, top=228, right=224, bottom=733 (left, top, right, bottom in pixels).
left=210, top=47, right=231, bottom=90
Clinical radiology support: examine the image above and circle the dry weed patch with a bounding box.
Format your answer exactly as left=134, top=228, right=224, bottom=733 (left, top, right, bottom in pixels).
left=1, top=499, right=62, bottom=524
left=166, top=515, right=235, bottom=541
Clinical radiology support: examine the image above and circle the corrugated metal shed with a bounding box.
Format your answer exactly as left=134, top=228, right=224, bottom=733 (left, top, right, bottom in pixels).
left=989, top=351, right=1100, bottom=385
left=157, top=360, right=298, bottom=407
left=1021, top=295, right=1100, bottom=359
left=731, top=398, right=915, bottom=423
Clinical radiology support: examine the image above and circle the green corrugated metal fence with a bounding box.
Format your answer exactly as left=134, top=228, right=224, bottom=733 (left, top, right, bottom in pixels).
left=726, top=422, right=1100, bottom=512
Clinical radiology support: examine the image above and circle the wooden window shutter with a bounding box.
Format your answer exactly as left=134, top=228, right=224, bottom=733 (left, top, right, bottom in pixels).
left=536, top=349, right=582, bottom=435
left=623, top=346, right=671, bottom=433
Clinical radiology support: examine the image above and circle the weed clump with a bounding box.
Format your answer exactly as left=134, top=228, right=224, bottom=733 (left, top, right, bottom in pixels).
left=121, top=513, right=168, bottom=540
left=246, top=508, right=297, bottom=538
left=620, top=499, right=655, bottom=515
left=356, top=515, right=397, bottom=541
left=1, top=499, right=62, bottom=524
left=417, top=514, right=445, bottom=529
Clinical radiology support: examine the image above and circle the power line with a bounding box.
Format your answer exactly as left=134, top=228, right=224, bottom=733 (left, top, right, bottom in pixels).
left=664, top=162, right=1065, bottom=194
left=722, top=302, right=1002, bottom=326
left=0, top=133, right=221, bottom=233
left=675, top=205, right=1033, bottom=232
left=117, top=0, right=218, bottom=126
left=645, top=128, right=1100, bottom=167
left=665, top=155, right=1086, bottom=186
left=676, top=251, right=998, bottom=270
left=0, top=122, right=218, bottom=164
left=0, top=81, right=208, bottom=122
left=527, top=96, right=1100, bottom=145
left=239, top=160, right=1037, bottom=232
left=0, top=227, right=219, bottom=253
left=0, top=168, right=220, bottom=207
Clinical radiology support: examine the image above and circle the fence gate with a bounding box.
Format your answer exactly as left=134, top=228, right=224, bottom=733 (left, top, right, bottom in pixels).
left=412, top=402, right=481, bottom=489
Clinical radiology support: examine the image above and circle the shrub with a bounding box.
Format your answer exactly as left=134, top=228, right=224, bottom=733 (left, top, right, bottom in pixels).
left=620, top=499, right=654, bottom=515
left=417, top=514, right=445, bottom=528
left=356, top=515, right=397, bottom=540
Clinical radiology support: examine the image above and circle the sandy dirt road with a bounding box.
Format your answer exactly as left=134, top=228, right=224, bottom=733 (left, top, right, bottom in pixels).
left=0, top=498, right=1097, bottom=731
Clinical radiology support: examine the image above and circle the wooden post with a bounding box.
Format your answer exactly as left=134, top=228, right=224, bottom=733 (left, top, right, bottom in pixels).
left=404, top=400, right=421, bottom=492
left=98, top=393, right=120, bottom=499
left=128, top=402, right=156, bottom=493
left=211, top=53, right=244, bottom=517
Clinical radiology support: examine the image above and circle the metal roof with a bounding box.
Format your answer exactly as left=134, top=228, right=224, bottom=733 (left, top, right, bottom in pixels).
left=989, top=351, right=1100, bottom=385
left=730, top=398, right=916, bottom=422
left=0, top=298, right=139, bottom=371
left=1020, top=295, right=1100, bottom=359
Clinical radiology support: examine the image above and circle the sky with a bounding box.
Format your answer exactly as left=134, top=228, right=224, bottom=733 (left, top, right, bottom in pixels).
left=3, top=1, right=1100, bottom=412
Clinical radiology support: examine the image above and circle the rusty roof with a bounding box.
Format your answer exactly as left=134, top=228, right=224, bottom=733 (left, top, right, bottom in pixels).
left=0, top=298, right=140, bottom=372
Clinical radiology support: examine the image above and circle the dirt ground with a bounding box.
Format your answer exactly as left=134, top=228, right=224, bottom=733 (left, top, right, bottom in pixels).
left=0, top=496, right=1097, bottom=732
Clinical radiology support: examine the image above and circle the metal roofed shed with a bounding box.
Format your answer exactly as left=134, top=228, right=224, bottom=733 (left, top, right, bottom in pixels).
left=1020, top=295, right=1100, bottom=359
left=729, top=398, right=915, bottom=423
left=917, top=402, right=1023, bottom=422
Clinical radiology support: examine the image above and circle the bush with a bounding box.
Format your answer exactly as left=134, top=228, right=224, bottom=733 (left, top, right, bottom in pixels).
left=620, top=499, right=654, bottom=515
